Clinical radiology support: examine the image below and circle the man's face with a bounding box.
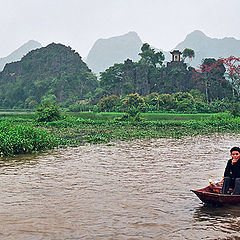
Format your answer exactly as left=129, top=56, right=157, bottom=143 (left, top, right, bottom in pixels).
left=231, top=151, right=240, bottom=163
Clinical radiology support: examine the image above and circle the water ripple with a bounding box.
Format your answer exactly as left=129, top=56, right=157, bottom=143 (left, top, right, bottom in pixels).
left=0, top=134, right=240, bottom=239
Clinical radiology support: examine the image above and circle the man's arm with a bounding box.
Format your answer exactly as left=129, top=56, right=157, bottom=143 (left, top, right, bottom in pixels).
left=224, top=161, right=231, bottom=177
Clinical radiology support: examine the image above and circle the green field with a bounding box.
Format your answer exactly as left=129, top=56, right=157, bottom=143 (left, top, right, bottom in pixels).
left=0, top=111, right=239, bottom=157
left=70, top=112, right=216, bottom=121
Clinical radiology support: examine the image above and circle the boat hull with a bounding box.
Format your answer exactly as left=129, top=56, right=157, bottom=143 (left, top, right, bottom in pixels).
left=191, top=183, right=240, bottom=205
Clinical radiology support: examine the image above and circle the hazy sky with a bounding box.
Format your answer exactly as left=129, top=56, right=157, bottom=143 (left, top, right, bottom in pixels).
left=1, top=0, right=240, bottom=58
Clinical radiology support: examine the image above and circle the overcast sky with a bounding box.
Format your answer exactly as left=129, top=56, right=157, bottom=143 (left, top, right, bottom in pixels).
left=1, top=0, right=240, bottom=58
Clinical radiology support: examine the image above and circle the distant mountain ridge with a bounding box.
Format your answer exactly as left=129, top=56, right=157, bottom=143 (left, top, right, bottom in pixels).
left=85, top=30, right=240, bottom=73
left=2, top=30, right=240, bottom=75
left=0, top=40, right=42, bottom=71
left=175, top=30, right=240, bottom=66
left=86, top=31, right=142, bottom=74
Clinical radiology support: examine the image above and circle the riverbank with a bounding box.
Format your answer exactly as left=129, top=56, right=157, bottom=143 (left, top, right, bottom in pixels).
left=1, top=112, right=240, bottom=156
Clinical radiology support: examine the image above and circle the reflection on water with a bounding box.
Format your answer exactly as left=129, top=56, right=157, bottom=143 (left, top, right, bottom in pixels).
left=0, top=134, right=240, bottom=239
left=0, top=153, right=40, bottom=169
left=192, top=205, right=240, bottom=239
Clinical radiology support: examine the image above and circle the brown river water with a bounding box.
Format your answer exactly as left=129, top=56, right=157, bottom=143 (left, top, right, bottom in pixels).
left=1, top=134, right=240, bottom=240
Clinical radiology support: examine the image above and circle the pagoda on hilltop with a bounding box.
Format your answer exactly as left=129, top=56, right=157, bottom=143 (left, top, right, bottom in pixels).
left=167, top=49, right=186, bottom=69
left=170, top=50, right=182, bottom=62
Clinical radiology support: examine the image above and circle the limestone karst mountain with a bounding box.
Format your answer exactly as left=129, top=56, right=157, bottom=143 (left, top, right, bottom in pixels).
left=0, top=40, right=42, bottom=71
left=0, top=43, right=98, bottom=108
left=86, top=31, right=143, bottom=74
left=86, top=30, right=240, bottom=73
left=175, top=30, right=240, bottom=66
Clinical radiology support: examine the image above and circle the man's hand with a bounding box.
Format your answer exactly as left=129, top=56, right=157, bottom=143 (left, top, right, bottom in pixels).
left=221, top=177, right=224, bottom=184
left=232, top=159, right=238, bottom=164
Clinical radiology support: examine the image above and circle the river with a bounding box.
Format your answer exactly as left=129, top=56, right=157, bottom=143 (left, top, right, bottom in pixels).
left=0, top=134, right=240, bottom=239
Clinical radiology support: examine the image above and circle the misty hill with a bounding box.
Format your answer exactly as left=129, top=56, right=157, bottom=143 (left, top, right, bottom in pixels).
left=175, top=30, right=240, bottom=67
left=0, top=40, right=42, bottom=71
left=0, top=43, right=98, bottom=108
left=86, top=31, right=143, bottom=74
left=86, top=30, right=240, bottom=73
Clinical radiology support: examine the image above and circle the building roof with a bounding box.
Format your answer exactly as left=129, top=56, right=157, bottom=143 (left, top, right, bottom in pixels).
left=170, top=50, right=182, bottom=55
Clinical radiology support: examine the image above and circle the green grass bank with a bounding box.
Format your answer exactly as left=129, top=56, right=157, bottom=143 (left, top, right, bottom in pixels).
left=0, top=112, right=240, bottom=157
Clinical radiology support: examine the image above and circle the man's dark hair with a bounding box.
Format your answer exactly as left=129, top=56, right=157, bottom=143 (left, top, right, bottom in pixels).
left=230, top=146, right=240, bottom=153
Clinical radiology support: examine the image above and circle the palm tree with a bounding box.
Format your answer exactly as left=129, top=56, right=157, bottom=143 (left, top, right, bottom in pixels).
left=182, top=48, right=195, bottom=63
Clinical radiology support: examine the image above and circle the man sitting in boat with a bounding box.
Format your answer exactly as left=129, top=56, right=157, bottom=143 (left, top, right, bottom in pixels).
left=222, top=146, right=240, bottom=195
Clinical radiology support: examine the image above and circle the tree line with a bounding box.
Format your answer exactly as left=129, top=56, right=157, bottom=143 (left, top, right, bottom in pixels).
left=0, top=42, right=240, bottom=114
left=69, top=44, right=240, bottom=115
left=87, top=44, right=233, bottom=103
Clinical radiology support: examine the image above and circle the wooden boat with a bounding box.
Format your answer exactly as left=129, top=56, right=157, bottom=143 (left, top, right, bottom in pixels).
left=191, top=182, right=240, bottom=205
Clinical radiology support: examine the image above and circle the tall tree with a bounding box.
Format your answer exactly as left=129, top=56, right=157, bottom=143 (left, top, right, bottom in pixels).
left=219, top=56, right=240, bottom=98
left=182, top=48, right=195, bottom=62
left=193, top=58, right=227, bottom=103
left=182, top=48, right=195, bottom=66
left=99, top=63, right=124, bottom=96
left=138, top=43, right=165, bottom=67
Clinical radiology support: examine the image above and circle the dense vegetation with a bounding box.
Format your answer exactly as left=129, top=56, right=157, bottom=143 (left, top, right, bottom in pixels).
left=96, top=91, right=234, bottom=114
left=0, top=42, right=237, bottom=112
left=0, top=120, right=67, bottom=157
left=0, top=43, right=98, bottom=108
left=1, top=111, right=240, bottom=157
left=0, top=42, right=240, bottom=157
left=96, top=44, right=233, bottom=104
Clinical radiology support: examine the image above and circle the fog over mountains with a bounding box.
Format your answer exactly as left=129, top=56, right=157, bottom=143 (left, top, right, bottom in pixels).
left=175, top=30, right=240, bottom=67
left=86, top=30, right=240, bottom=74
left=1, top=30, right=240, bottom=74
left=86, top=31, right=142, bottom=74
left=0, top=40, right=42, bottom=71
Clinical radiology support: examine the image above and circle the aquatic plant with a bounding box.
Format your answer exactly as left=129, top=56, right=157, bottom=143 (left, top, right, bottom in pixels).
left=0, top=121, right=66, bottom=157
left=1, top=112, right=240, bottom=156
left=35, top=100, right=61, bottom=122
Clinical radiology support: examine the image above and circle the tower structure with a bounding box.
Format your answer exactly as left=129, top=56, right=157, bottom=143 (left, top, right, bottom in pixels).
left=170, top=50, right=182, bottom=62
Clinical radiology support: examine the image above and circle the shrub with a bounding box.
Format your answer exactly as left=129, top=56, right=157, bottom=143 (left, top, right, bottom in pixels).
left=229, top=101, right=240, bottom=117
left=68, top=102, right=93, bottom=112
left=0, top=121, right=64, bottom=156
left=122, top=93, right=145, bottom=119
left=176, top=99, right=196, bottom=113
left=158, top=94, right=175, bottom=111
left=122, top=93, right=145, bottom=110
left=98, top=95, right=121, bottom=112
left=194, top=100, right=209, bottom=113
left=35, top=100, right=61, bottom=122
